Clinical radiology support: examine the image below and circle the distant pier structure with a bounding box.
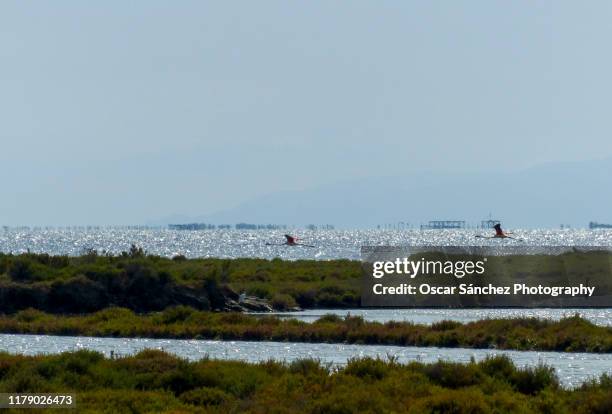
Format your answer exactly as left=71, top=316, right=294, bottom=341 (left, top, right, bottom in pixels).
left=306, top=224, right=335, bottom=231
left=169, top=223, right=216, bottom=230
left=420, top=220, right=465, bottom=230
left=589, top=221, right=612, bottom=229
left=168, top=223, right=289, bottom=230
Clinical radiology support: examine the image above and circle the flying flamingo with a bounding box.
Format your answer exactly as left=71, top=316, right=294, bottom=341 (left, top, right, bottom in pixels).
left=284, top=234, right=298, bottom=246
left=476, top=223, right=520, bottom=240
left=266, top=234, right=315, bottom=247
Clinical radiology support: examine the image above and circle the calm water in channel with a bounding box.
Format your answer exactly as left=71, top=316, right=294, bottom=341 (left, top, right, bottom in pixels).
left=269, top=308, right=612, bottom=326
left=1, top=333, right=610, bottom=388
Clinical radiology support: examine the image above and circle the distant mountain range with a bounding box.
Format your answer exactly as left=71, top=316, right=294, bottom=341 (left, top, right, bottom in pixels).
left=152, top=158, right=612, bottom=229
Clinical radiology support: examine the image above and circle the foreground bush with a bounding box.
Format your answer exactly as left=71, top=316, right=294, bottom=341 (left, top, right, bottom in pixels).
left=0, top=308, right=610, bottom=352
left=0, top=350, right=609, bottom=413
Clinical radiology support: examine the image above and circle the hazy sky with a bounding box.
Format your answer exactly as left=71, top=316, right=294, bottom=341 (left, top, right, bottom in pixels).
left=2, top=2, right=612, bottom=224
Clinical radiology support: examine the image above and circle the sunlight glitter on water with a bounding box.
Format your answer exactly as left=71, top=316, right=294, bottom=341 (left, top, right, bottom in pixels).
left=1, top=228, right=611, bottom=260
left=267, top=308, right=612, bottom=326
left=1, top=334, right=609, bottom=388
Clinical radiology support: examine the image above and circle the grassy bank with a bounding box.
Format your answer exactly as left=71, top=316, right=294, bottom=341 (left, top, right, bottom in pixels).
left=0, top=349, right=610, bottom=413
left=2, top=307, right=611, bottom=352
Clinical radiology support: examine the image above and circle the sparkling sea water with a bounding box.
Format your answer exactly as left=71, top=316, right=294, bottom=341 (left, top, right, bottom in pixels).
left=1, top=228, right=611, bottom=260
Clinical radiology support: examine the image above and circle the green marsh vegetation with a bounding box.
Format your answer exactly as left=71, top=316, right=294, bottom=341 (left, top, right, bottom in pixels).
left=0, top=250, right=360, bottom=313
left=0, top=349, right=610, bottom=413
left=1, top=250, right=611, bottom=352
left=2, top=249, right=610, bottom=313
left=2, top=307, right=611, bottom=352
left=1, top=251, right=611, bottom=412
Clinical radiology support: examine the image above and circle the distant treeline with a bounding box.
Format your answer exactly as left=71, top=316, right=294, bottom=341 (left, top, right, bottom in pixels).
left=2, top=308, right=611, bottom=352
left=0, top=249, right=360, bottom=313
left=0, top=349, right=610, bottom=413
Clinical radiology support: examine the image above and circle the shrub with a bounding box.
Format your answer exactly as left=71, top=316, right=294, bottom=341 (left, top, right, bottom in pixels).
left=48, top=276, right=109, bottom=313
left=159, top=364, right=202, bottom=395
left=409, top=388, right=489, bottom=414
left=157, top=306, right=195, bottom=324
left=288, top=359, right=328, bottom=376
left=247, top=285, right=272, bottom=299
left=180, top=387, right=232, bottom=406
left=271, top=293, right=298, bottom=310
left=1, top=367, right=51, bottom=393
left=294, top=289, right=316, bottom=308
left=8, top=258, right=34, bottom=282
left=511, top=363, right=559, bottom=395
left=431, top=320, right=463, bottom=331
left=314, top=314, right=343, bottom=324
left=344, top=357, right=388, bottom=380
left=423, top=361, right=482, bottom=388
left=14, top=308, right=45, bottom=323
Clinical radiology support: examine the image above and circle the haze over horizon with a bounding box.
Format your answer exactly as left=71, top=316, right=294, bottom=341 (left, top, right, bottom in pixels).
left=149, top=156, right=612, bottom=229
left=2, top=2, right=612, bottom=226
